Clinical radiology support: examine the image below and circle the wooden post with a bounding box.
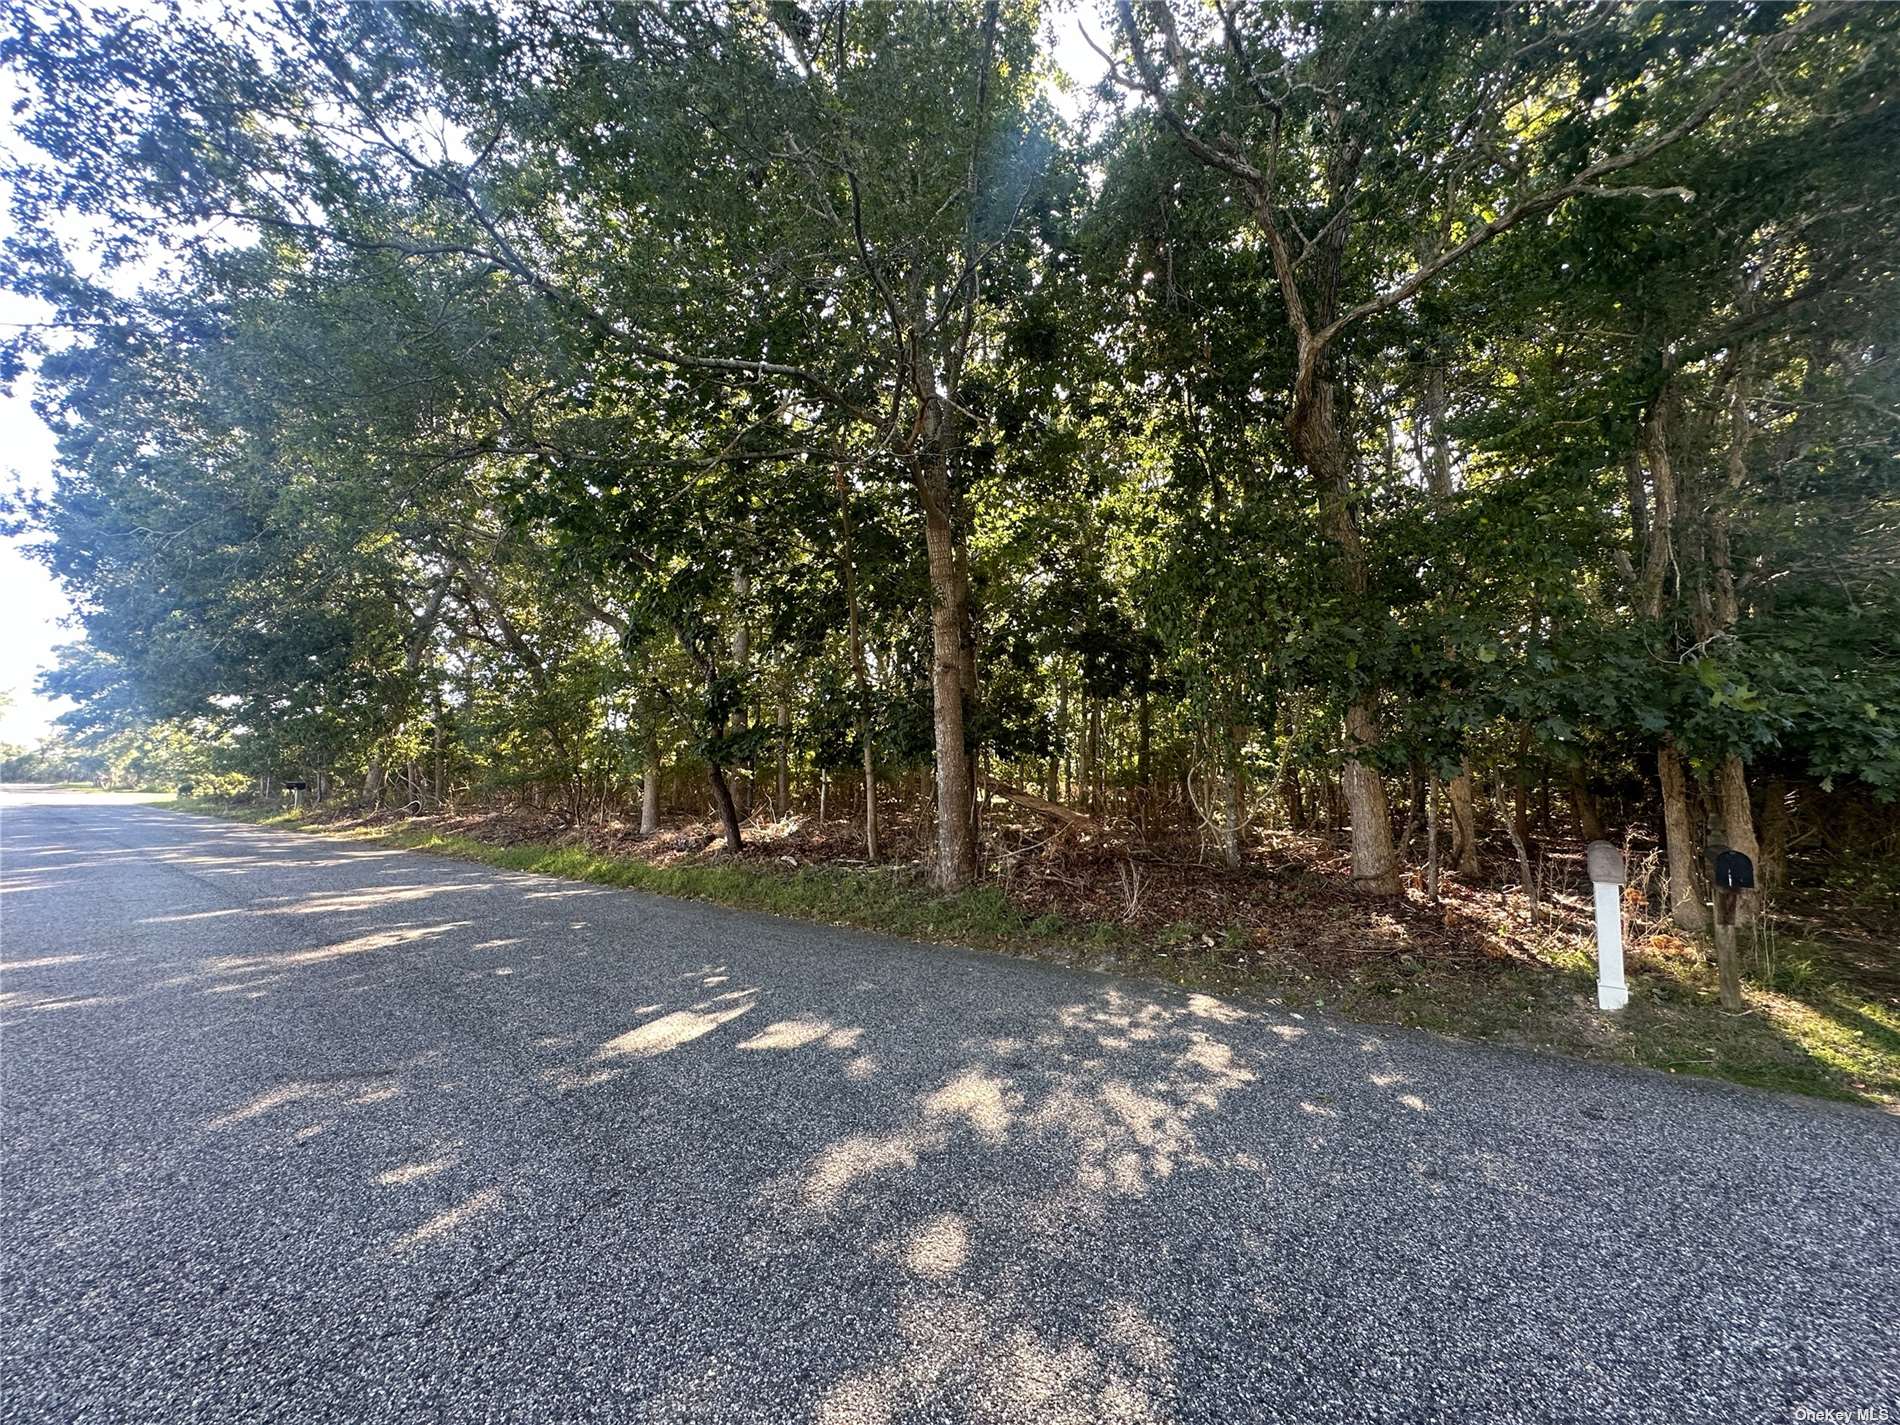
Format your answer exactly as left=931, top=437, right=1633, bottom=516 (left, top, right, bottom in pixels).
left=1709, top=848, right=1753, bottom=1012
left=1713, top=887, right=1744, bottom=1011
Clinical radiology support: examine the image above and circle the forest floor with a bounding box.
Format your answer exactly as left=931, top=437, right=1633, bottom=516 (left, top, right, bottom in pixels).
left=175, top=794, right=1900, bottom=1110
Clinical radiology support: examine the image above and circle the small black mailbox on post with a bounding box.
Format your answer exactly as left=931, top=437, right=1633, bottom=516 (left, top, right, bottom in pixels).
left=1707, top=847, right=1755, bottom=1010
left=1713, top=849, right=1754, bottom=890
left=283, top=780, right=309, bottom=791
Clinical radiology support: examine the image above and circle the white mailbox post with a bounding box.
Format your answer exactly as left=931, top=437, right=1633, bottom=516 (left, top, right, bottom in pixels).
left=1586, top=840, right=1628, bottom=1011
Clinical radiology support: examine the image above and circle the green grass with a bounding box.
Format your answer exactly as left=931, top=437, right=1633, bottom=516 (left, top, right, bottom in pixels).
left=176, top=799, right=1111, bottom=958
left=173, top=799, right=1899, bottom=1110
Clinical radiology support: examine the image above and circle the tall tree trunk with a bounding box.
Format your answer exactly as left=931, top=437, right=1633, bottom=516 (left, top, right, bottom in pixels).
left=1222, top=722, right=1245, bottom=868
left=1714, top=755, right=1760, bottom=924
left=1637, top=390, right=1704, bottom=931
left=1422, top=365, right=1454, bottom=498
left=709, top=763, right=742, bottom=854
left=775, top=699, right=790, bottom=813
left=690, top=631, right=744, bottom=855
left=1570, top=768, right=1606, bottom=842
left=1341, top=699, right=1397, bottom=895
left=1511, top=725, right=1533, bottom=848
left=641, top=729, right=661, bottom=835
left=431, top=709, right=444, bottom=812
left=1637, top=391, right=1680, bottom=624
left=1085, top=699, right=1103, bottom=815
left=833, top=458, right=880, bottom=860
left=1710, top=361, right=1759, bottom=922
left=1758, top=778, right=1789, bottom=891
left=1658, top=741, right=1707, bottom=932
left=1135, top=688, right=1152, bottom=836
left=1446, top=771, right=1479, bottom=875
left=729, top=571, right=751, bottom=817
left=919, top=453, right=976, bottom=890
left=1281, top=768, right=1306, bottom=832
left=1292, top=354, right=1399, bottom=897
left=1054, top=677, right=1069, bottom=804
left=1079, top=695, right=1094, bottom=812
left=1494, top=779, right=1540, bottom=924
left=1421, top=360, right=1481, bottom=877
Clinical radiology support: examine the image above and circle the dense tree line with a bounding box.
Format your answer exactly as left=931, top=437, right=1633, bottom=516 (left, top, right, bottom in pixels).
left=4, top=1, right=1896, bottom=921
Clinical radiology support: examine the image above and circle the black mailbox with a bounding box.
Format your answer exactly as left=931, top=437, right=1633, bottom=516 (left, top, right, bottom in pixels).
left=283, top=780, right=309, bottom=791
left=1713, top=849, right=1755, bottom=890
left=178, top=783, right=194, bottom=796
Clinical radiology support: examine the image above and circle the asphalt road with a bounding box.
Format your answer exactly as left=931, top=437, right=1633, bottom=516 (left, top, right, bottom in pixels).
left=2, top=786, right=1895, bottom=1424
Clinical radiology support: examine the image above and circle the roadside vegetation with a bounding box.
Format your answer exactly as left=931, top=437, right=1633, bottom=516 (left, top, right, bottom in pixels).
left=178, top=794, right=1899, bottom=1108
left=5, top=5, right=1896, bottom=1106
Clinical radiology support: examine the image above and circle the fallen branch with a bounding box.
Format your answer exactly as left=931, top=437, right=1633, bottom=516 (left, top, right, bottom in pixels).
left=980, top=778, right=1099, bottom=833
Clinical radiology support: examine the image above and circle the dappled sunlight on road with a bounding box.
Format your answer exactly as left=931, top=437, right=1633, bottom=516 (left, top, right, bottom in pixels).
left=810, top=1292, right=1179, bottom=1425
left=595, top=998, right=759, bottom=1061
left=0, top=990, right=124, bottom=1019
left=390, top=1187, right=505, bottom=1256
left=737, top=1018, right=849, bottom=1052
left=210, top=920, right=475, bottom=971
left=0, top=954, right=94, bottom=972
left=900, top=1213, right=970, bottom=1280
left=13, top=790, right=1889, bottom=1423
left=207, top=1064, right=417, bottom=1131
left=377, top=1151, right=460, bottom=1187
left=267, top=884, right=487, bottom=915
left=11, top=792, right=1463, bottom=1420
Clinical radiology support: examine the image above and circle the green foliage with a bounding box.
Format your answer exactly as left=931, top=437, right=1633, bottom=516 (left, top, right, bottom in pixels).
left=2, top=0, right=1895, bottom=857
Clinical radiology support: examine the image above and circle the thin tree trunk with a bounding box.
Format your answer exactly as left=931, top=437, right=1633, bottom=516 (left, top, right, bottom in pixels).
left=833, top=459, right=880, bottom=860
left=1055, top=677, right=1069, bottom=804
left=1638, top=391, right=1679, bottom=623
left=920, top=457, right=976, bottom=890
left=1715, top=754, right=1760, bottom=924
left=775, top=700, right=790, bottom=814
left=1094, top=699, right=1109, bottom=813
left=1758, top=779, right=1788, bottom=891
left=1419, top=365, right=1481, bottom=881
left=1512, top=725, right=1533, bottom=848
left=431, top=713, right=444, bottom=812
left=1292, top=359, right=1399, bottom=896
left=1500, top=805, right=1540, bottom=925
left=688, top=626, right=744, bottom=855
left=1570, top=770, right=1606, bottom=842
left=1282, top=769, right=1306, bottom=832
left=729, top=572, right=751, bottom=818
left=1658, top=741, right=1707, bottom=931
left=1221, top=722, right=1244, bottom=868
left=709, top=763, right=742, bottom=854
left=1135, top=688, right=1152, bottom=837
left=1709, top=362, right=1759, bottom=922
left=1397, top=762, right=1426, bottom=857
left=1446, top=770, right=1479, bottom=875
left=641, top=729, right=661, bottom=835
left=1422, top=365, right=1454, bottom=498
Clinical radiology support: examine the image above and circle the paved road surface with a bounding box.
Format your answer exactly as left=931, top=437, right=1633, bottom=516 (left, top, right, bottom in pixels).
left=2, top=787, right=1895, bottom=1423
